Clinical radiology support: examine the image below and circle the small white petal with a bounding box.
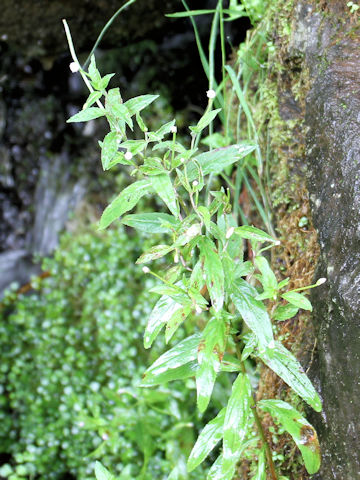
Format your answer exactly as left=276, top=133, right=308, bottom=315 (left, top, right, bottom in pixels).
left=316, top=277, right=327, bottom=285
left=192, top=180, right=199, bottom=187
left=174, top=253, right=179, bottom=264
left=206, top=89, right=216, bottom=99
left=275, top=240, right=281, bottom=246
left=180, top=157, right=185, bottom=163
left=124, top=151, right=133, bottom=160
left=170, top=125, right=177, bottom=133
left=101, top=433, right=109, bottom=441
left=69, top=62, right=79, bottom=73
left=142, top=266, right=150, bottom=274
left=78, top=421, right=85, bottom=428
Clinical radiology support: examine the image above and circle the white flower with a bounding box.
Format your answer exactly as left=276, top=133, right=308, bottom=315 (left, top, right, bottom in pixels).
left=174, top=252, right=179, bottom=264
left=316, top=277, right=327, bottom=285
left=78, top=421, right=85, bottom=428
left=226, top=227, right=235, bottom=239
left=275, top=240, right=281, bottom=246
left=124, top=151, right=133, bottom=160
left=142, top=266, right=150, bottom=274
left=170, top=125, right=177, bottom=134
left=101, top=433, right=109, bottom=441
left=180, top=157, right=185, bottom=163
left=69, top=62, right=79, bottom=73
left=192, top=180, right=199, bottom=187
left=206, top=89, right=216, bottom=99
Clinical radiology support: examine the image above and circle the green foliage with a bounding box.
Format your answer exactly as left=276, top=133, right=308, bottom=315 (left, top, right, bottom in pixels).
left=0, top=227, right=209, bottom=479
left=62, top=32, right=323, bottom=478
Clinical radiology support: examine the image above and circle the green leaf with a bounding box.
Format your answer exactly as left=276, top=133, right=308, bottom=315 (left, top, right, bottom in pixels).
left=187, top=408, right=226, bottom=472
left=141, top=334, right=201, bottom=386
left=222, top=373, right=251, bottom=477
left=124, top=94, right=159, bottom=116
left=259, top=341, right=322, bottom=412
left=148, top=120, right=176, bottom=142
left=122, top=213, right=179, bottom=234
left=252, top=448, right=266, bottom=480
left=88, top=55, right=100, bottom=82
left=84, top=91, right=103, bottom=108
left=150, top=174, right=179, bottom=217
left=207, top=455, right=227, bottom=480
left=165, top=304, right=192, bottom=343
left=120, top=139, right=147, bottom=155
left=254, top=256, right=278, bottom=292
left=220, top=354, right=242, bottom=372
left=101, top=131, right=118, bottom=170
left=94, top=461, right=115, bottom=480
left=186, top=143, right=255, bottom=181
left=234, top=225, right=277, bottom=243
left=97, top=73, right=115, bottom=91
left=281, top=291, right=312, bottom=311
left=99, top=180, right=151, bottom=229
left=196, top=317, right=227, bottom=412
left=231, top=279, right=274, bottom=349
left=190, top=109, right=221, bottom=134
left=144, top=295, right=184, bottom=348
left=258, top=399, right=321, bottom=474
left=198, top=236, right=225, bottom=312
left=273, top=303, right=299, bottom=321
left=67, top=107, right=105, bottom=123
left=201, top=132, right=231, bottom=149
left=166, top=10, right=217, bottom=18
left=136, top=244, right=174, bottom=264
left=241, top=333, right=257, bottom=361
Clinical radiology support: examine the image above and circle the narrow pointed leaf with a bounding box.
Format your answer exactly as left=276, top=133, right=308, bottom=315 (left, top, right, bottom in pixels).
left=122, top=213, right=179, bottom=234
left=124, top=94, right=159, bottom=116
left=136, top=244, right=174, bottom=264
left=222, top=373, right=252, bottom=477
left=84, top=91, right=103, bottom=108
left=281, top=291, right=312, bottom=311
left=150, top=174, right=179, bottom=218
left=141, top=334, right=201, bottom=386
left=186, top=143, right=255, bottom=181
left=258, top=399, right=321, bottom=474
left=254, top=256, right=278, bottom=292
left=259, top=341, right=322, bottom=412
left=67, top=107, right=105, bottom=123
left=196, top=317, right=227, bottom=412
left=165, top=305, right=192, bottom=343
left=231, top=279, right=274, bottom=349
left=198, top=236, right=224, bottom=312
left=190, top=108, right=221, bottom=134
left=144, top=295, right=184, bottom=348
left=187, top=408, right=226, bottom=472
left=99, top=180, right=151, bottom=229
left=234, top=226, right=277, bottom=243
left=101, top=131, right=118, bottom=170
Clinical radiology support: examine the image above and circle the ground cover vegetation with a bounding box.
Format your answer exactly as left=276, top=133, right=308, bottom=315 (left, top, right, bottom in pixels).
left=1, top=1, right=326, bottom=479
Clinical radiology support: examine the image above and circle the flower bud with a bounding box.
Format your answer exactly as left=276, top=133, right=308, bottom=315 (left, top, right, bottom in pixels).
left=69, top=62, right=79, bottom=73
left=206, top=89, right=216, bottom=99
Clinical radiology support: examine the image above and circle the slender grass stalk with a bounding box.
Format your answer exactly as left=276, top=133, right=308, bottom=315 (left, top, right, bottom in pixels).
left=82, top=0, right=137, bottom=69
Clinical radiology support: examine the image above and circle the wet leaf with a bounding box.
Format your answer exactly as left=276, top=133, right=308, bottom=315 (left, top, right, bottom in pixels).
left=187, top=408, right=226, bottom=472
left=222, top=373, right=251, bottom=477
left=281, top=291, right=312, bottom=311
left=99, top=180, right=151, bottom=229
left=198, top=236, right=225, bottom=312
left=259, top=341, right=322, bottom=412
left=165, top=304, right=192, bottom=343
left=122, top=213, right=178, bottom=234
left=141, top=334, right=201, bottom=386
left=196, top=317, right=227, bottom=412
left=150, top=174, right=179, bottom=218
left=135, top=244, right=174, bottom=264
left=258, top=399, right=321, bottom=474
left=67, top=107, right=106, bottom=123
left=231, top=279, right=274, bottom=349
left=254, top=256, right=278, bottom=292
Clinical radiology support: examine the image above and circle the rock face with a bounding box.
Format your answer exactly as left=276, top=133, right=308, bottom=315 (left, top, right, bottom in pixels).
left=291, top=2, right=360, bottom=478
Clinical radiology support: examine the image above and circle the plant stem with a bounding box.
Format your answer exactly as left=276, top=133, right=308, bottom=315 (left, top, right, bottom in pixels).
left=233, top=337, right=278, bottom=480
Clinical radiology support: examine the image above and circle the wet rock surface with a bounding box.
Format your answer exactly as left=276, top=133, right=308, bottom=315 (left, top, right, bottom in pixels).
left=292, top=2, right=360, bottom=478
